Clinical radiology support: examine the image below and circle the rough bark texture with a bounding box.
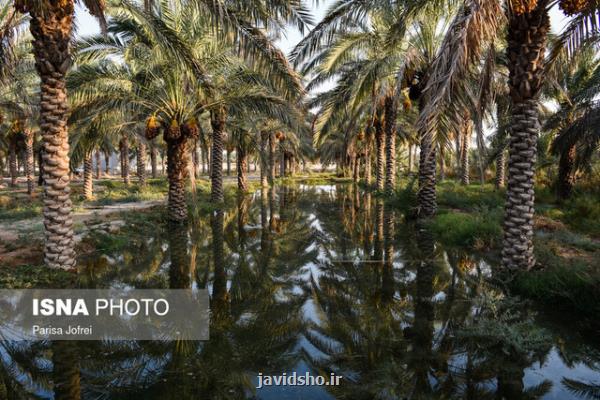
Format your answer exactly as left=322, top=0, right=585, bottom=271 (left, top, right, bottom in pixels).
left=260, top=131, right=269, bottom=188
left=120, top=136, right=130, bottom=185
left=21, top=2, right=77, bottom=269
left=150, top=143, right=158, bottom=178
left=495, top=150, right=506, bottom=189
left=417, top=123, right=437, bottom=218
left=384, top=94, right=397, bottom=194
left=166, top=137, right=189, bottom=222
left=137, top=140, right=146, bottom=186
left=237, top=144, right=248, bottom=191
left=502, top=2, right=549, bottom=270
left=83, top=152, right=93, bottom=200
left=557, top=143, right=576, bottom=200
left=24, top=130, right=34, bottom=195
left=374, top=110, right=385, bottom=191
left=461, top=119, right=472, bottom=185
left=210, top=108, right=226, bottom=203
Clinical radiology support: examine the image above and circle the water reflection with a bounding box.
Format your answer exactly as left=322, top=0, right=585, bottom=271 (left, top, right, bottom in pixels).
left=1, top=185, right=599, bottom=399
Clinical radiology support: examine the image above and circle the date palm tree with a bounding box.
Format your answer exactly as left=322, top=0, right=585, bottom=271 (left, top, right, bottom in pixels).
left=11, top=0, right=106, bottom=269
left=543, top=46, right=600, bottom=200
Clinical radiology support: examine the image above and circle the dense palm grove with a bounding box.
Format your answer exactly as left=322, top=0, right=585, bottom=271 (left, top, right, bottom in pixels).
left=1, top=0, right=600, bottom=399
left=1, top=0, right=599, bottom=273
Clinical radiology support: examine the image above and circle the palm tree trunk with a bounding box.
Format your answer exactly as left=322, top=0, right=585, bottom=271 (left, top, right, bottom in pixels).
left=193, top=140, right=200, bottom=178
left=375, top=112, right=385, bottom=191
left=24, top=3, right=77, bottom=269
left=260, top=131, right=269, bottom=188
left=83, top=152, right=93, bottom=200
left=150, top=143, right=158, bottom=178
left=557, top=143, right=576, bottom=200
left=384, top=94, right=397, bottom=194
left=268, top=131, right=276, bottom=186
left=8, top=137, right=17, bottom=187
left=502, top=2, right=550, bottom=270
left=24, top=130, right=34, bottom=195
left=166, top=137, right=189, bottom=222
left=94, top=151, right=101, bottom=179
left=120, top=136, right=130, bottom=185
left=417, top=98, right=437, bottom=218
left=137, top=140, right=146, bottom=186
left=495, top=150, right=506, bottom=189
left=460, top=119, right=471, bottom=185
left=237, top=144, right=248, bottom=191
left=210, top=108, right=226, bottom=203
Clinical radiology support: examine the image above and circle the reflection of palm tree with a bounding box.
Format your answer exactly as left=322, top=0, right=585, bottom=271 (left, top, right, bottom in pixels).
left=168, top=223, right=191, bottom=289
left=408, top=224, right=436, bottom=398
left=52, top=341, right=81, bottom=399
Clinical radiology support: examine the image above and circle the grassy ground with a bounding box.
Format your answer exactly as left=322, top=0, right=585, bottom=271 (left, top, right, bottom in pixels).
left=390, top=179, right=600, bottom=319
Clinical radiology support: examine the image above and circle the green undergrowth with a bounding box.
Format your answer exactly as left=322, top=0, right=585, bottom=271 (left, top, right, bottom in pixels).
left=0, top=264, right=75, bottom=289
left=391, top=179, right=600, bottom=320
left=276, top=172, right=352, bottom=186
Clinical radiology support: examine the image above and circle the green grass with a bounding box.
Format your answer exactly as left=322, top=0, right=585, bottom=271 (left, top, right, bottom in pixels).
left=512, top=251, right=600, bottom=316
left=0, top=264, right=75, bottom=289
left=427, top=209, right=502, bottom=250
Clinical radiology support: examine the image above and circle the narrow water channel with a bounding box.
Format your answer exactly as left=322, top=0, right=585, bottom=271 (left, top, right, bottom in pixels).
left=4, top=184, right=600, bottom=399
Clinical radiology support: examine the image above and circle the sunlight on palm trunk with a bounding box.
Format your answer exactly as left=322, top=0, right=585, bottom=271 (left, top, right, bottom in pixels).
left=384, top=94, right=397, bottom=195
left=24, top=3, right=76, bottom=269
left=83, top=152, right=93, bottom=200
left=211, top=108, right=226, bottom=203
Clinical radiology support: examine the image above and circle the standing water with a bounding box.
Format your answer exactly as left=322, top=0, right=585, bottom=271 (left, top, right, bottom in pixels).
left=3, top=185, right=599, bottom=399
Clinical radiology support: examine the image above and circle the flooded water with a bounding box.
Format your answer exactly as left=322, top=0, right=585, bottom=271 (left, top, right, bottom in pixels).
left=2, top=184, right=600, bottom=399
